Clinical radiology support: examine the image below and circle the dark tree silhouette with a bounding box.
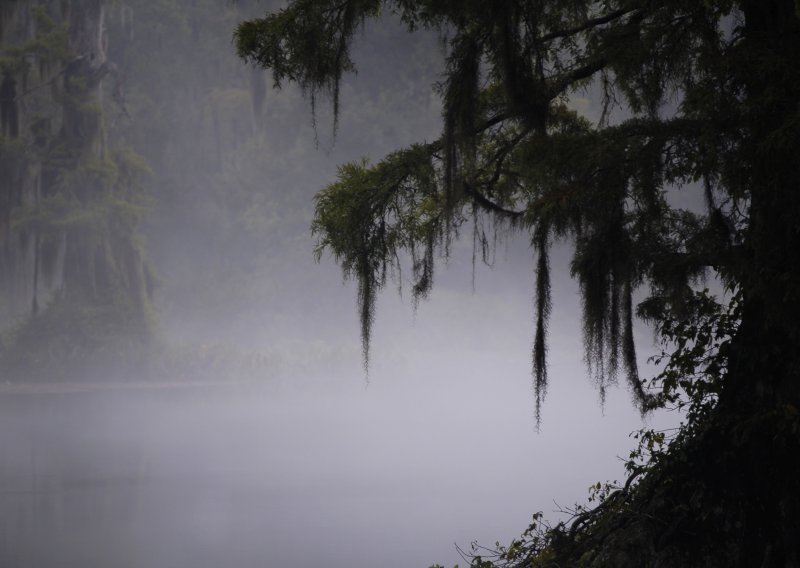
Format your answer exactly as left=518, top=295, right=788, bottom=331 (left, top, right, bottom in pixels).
left=236, top=2, right=800, bottom=564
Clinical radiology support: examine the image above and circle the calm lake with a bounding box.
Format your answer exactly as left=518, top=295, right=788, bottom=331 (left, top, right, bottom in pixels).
left=0, top=359, right=668, bottom=568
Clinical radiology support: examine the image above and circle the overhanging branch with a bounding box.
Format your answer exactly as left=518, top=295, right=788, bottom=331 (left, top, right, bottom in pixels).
left=539, top=8, right=641, bottom=43
left=464, top=181, right=525, bottom=220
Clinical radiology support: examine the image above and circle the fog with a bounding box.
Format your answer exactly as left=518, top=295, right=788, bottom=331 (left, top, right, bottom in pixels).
left=0, top=3, right=680, bottom=567
left=1, top=366, right=677, bottom=567
left=1, top=249, right=678, bottom=567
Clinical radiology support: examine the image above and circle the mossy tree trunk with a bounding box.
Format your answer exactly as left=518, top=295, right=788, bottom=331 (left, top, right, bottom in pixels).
left=0, top=0, right=154, bottom=381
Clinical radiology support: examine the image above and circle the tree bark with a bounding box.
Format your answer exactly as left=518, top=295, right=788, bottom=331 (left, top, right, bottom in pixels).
left=711, top=3, right=800, bottom=565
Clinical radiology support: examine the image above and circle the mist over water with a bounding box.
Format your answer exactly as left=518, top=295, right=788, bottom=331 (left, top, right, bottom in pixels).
left=1, top=382, right=666, bottom=568
left=0, top=3, right=682, bottom=567
left=1, top=248, right=678, bottom=568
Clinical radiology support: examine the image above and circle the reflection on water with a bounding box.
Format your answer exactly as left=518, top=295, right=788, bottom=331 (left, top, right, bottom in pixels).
left=0, top=384, right=500, bottom=568
left=0, top=365, right=663, bottom=568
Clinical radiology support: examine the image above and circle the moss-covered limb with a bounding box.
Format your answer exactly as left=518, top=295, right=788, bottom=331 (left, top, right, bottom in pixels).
left=312, top=145, right=440, bottom=367
left=235, top=0, right=383, bottom=132
left=238, top=2, right=800, bottom=564
left=310, top=103, right=732, bottom=406
left=240, top=0, right=788, bottom=416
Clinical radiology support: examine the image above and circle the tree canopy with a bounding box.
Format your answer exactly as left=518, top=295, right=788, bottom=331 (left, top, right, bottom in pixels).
left=237, top=0, right=797, bottom=415
left=237, top=2, right=799, bottom=564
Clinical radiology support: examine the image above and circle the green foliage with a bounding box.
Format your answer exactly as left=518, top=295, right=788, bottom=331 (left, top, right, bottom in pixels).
left=451, top=288, right=798, bottom=567
left=102, top=0, right=322, bottom=340
left=238, top=0, right=764, bottom=414
left=312, top=146, right=439, bottom=366
left=642, top=289, right=740, bottom=412
left=0, top=6, right=69, bottom=74
left=236, top=0, right=382, bottom=128
left=1, top=3, right=158, bottom=377
left=238, top=1, right=800, bottom=565
left=12, top=190, right=148, bottom=236
left=0, top=294, right=153, bottom=382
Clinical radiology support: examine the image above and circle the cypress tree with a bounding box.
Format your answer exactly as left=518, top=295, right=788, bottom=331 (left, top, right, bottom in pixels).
left=237, top=2, right=800, bottom=563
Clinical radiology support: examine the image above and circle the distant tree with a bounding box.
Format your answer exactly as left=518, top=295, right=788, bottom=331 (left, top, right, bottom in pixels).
left=236, top=2, right=799, bottom=565
left=0, top=2, right=155, bottom=381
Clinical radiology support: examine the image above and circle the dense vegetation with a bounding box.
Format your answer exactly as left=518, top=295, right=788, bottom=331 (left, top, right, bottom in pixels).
left=1, top=0, right=446, bottom=382
left=0, top=1, right=155, bottom=380
left=0, top=0, right=344, bottom=380
left=237, top=1, right=800, bottom=565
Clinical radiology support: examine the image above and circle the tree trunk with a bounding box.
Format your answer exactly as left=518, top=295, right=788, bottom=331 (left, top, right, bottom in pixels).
left=709, top=2, right=800, bottom=565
